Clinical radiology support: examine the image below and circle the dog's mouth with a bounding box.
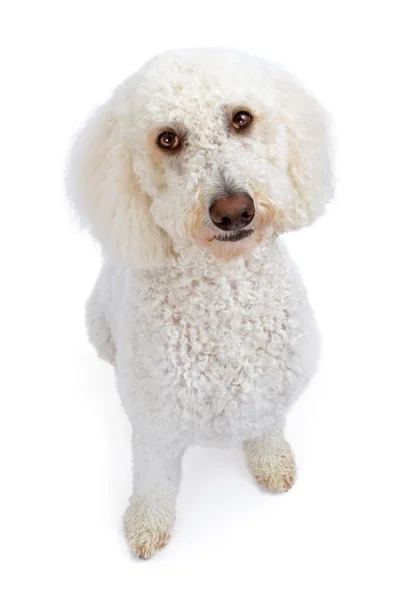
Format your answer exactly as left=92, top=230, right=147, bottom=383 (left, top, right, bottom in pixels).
left=214, top=229, right=254, bottom=242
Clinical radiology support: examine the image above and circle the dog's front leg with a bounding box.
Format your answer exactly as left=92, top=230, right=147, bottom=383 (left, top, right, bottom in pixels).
left=124, top=436, right=184, bottom=559
left=244, top=423, right=297, bottom=492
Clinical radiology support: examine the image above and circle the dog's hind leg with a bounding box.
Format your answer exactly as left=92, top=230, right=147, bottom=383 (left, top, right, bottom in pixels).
left=244, top=422, right=297, bottom=492
left=85, top=264, right=116, bottom=365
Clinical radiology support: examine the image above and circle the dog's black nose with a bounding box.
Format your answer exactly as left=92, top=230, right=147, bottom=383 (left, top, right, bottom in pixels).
left=209, top=193, right=255, bottom=231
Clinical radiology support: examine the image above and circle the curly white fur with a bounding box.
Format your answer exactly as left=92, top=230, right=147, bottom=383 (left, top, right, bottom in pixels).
left=66, top=47, right=333, bottom=558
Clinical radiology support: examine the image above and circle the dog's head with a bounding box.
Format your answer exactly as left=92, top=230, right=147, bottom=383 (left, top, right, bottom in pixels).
left=67, top=48, right=334, bottom=267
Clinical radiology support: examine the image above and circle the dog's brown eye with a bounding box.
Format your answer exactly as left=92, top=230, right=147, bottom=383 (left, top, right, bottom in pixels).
left=232, top=111, right=252, bottom=130
left=158, top=131, right=181, bottom=149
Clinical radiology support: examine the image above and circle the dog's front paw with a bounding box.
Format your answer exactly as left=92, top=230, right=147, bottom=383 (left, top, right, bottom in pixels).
left=245, top=438, right=297, bottom=493
left=123, top=497, right=174, bottom=559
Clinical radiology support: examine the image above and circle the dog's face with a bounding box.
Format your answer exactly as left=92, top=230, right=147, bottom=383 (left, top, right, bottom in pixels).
left=67, top=49, right=333, bottom=267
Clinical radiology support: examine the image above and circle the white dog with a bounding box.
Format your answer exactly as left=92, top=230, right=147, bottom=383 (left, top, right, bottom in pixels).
left=66, top=47, right=333, bottom=559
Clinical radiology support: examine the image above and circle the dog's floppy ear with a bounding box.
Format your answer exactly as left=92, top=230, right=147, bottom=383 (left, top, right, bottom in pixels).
left=275, top=71, right=334, bottom=232
left=66, top=93, right=169, bottom=268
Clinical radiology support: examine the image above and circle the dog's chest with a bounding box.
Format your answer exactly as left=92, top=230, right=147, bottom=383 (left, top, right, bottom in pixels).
left=130, top=248, right=289, bottom=364
left=119, top=243, right=311, bottom=442
left=158, top=273, right=288, bottom=383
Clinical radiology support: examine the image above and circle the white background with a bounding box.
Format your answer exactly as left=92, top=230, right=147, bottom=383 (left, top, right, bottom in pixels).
left=1, top=1, right=399, bottom=598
